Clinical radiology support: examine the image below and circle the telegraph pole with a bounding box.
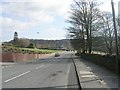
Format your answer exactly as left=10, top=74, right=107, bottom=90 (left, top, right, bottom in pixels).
left=111, top=0, right=119, bottom=74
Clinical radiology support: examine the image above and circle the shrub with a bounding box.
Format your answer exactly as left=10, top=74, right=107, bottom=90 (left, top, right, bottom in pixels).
left=28, top=43, right=35, bottom=48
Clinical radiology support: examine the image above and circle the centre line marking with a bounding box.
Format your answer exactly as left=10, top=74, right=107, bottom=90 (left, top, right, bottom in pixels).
left=4, top=71, right=30, bottom=83
left=67, top=65, right=70, bottom=74
left=35, top=65, right=45, bottom=69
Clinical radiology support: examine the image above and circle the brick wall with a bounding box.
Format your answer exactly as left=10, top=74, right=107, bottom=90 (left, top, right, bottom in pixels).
left=2, top=52, right=52, bottom=62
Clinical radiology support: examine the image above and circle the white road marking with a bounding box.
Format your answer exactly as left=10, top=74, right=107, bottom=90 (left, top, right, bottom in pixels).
left=67, top=65, right=70, bottom=74
left=44, top=64, right=52, bottom=68
left=7, top=66, right=11, bottom=68
left=5, top=66, right=8, bottom=68
left=86, top=67, right=91, bottom=69
left=2, top=65, right=13, bottom=69
left=66, top=65, right=71, bottom=88
left=4, top=71, right=30, bottom=83
left=35, top=65, right=45, bottom=69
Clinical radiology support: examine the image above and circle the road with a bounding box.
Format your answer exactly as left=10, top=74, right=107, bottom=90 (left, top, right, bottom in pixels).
left=2, top=52, right=79, bottom=89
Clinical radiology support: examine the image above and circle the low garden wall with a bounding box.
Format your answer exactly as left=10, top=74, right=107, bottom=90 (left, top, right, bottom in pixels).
left=81, top=53, right=120, bottom=74
left=2, top=52, right=53, bottom=62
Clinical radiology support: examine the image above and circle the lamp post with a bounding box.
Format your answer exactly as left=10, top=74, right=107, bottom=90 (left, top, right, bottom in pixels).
left=36, top=32, right=39, bottom=48
left=111, top=0, right=119, bottom=74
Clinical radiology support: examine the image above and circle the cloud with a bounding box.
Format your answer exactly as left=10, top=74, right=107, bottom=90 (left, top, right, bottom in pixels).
left=2, top=2, right=54, bottom=22
left=1, top=0, right=73, bottom=19
left=1, top=0, right=73, bottom=32
left=40, top=27, right=66, bottom=40
left=98, top=0, right=119, bottom=14
left=0, top=17, right=34, bottom=32
left=1, top=0, right=119, bottom=41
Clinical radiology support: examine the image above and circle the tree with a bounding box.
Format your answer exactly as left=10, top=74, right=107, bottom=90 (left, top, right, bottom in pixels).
left=14, top=38, right=30, bottom=48
left=67, top=0, right=100, bottom=53
left=116, top=17, right=120, bottom=54
left=97, top=12, right=114, bottom=55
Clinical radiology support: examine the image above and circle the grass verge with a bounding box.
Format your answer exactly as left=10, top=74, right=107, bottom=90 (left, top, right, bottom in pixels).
left=2, top=46, right=63, bottom=54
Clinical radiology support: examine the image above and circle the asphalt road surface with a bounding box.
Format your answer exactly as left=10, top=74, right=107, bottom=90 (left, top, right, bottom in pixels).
left=2, top=52, right=79, bottom=89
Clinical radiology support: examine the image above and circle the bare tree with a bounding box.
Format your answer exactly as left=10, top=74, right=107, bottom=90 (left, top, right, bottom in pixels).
left=66, top=0, right=101, bottom=53
left=97, top=12, right=114, bottom=55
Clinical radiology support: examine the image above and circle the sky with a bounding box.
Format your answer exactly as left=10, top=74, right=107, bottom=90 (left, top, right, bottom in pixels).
left=0, top=0, right=119, bottom=42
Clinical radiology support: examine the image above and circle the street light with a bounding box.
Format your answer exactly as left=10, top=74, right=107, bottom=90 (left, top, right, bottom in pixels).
left=36, top=32, right=39, bottom=48
left=111, top=0, right=119, bottom=74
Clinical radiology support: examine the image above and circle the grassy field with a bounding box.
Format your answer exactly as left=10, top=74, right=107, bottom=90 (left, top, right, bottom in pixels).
left=19, top=48, right=62, bottom=53
left=2, top=45, right=63, bottom=54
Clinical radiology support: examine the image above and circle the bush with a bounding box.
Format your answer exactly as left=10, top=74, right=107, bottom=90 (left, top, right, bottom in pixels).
left=28, top=43, right=35, bottom=48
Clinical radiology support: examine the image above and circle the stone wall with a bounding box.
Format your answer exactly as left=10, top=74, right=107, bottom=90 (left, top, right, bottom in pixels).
left=81, top=53, right=120, bottom=74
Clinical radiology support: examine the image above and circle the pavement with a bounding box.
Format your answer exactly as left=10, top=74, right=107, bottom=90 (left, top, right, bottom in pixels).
left=73, top=55, right=120, bottom=90
left=2, top=52, right=79, bottom=89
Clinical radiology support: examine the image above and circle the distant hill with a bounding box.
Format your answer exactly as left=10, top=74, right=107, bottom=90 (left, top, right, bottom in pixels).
left=30, top=39, right=72, bottom=50
left=4, top=39, right=72, bottom=50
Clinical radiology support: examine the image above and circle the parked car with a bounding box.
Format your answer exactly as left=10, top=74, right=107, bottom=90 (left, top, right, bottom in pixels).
left=54, top=53, right=60, bottom=57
